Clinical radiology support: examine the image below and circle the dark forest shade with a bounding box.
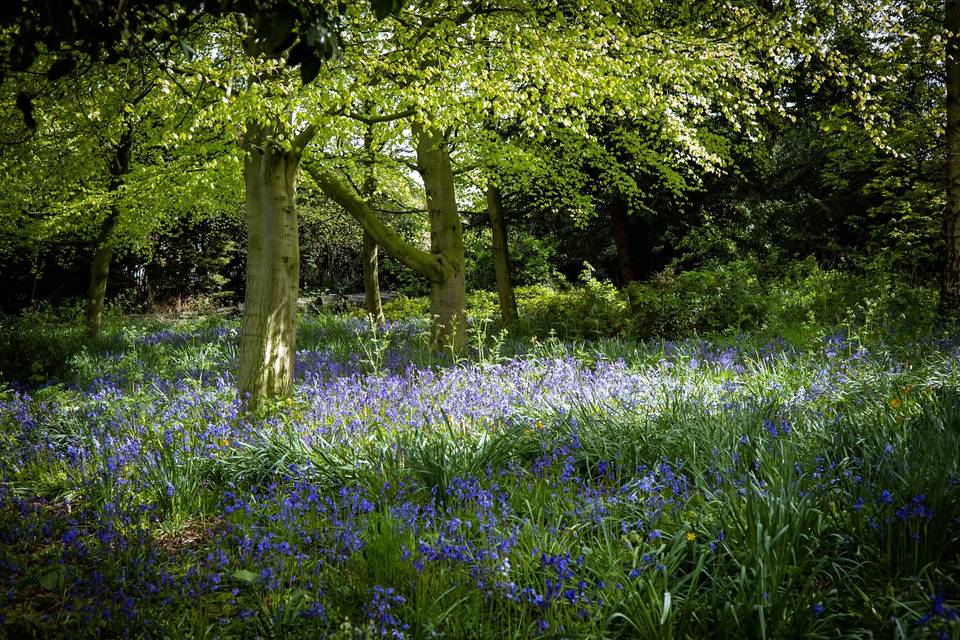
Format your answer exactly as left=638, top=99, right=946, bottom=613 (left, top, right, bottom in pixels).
left=610, top=194, right=637, bottom=286
left=944, top=0, right=960, bottom=314
left=486, top=183, right=518, bottom=327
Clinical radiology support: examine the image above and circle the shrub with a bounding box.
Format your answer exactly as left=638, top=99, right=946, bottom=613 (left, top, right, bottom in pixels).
left=626, top=260, right=766, bottom=338
left=0, top=301, right=99, bottom=384
left=342, top=258, right=939, bottom=344
left=382, top=294, right=430, bottom=320
left=516, top=267, right=632, bottom=339
left=763, top=257, right=939, bottom=338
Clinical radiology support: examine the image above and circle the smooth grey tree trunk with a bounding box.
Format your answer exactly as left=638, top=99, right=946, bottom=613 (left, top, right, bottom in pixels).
left=238, top=142, right=303, bottom=409
left=486, top=183, right=518, bottom=327
left=414, top=125, right=466, bottom=352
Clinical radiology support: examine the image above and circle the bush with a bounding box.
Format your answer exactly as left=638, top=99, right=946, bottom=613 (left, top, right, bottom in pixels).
left=465, top=290, right=500, bottom=325
left=517, top=267, right=632, bottom=339
left=382, top=294, right=430, bottom=321
left=763, top=258, right=865, bottom=330
left=0, top=301, right=116, bottom=385
left=367, top=258, right=940, bottom=344
left=463, top=226, right=562, bottom=291
left=764, top=257, right=939, bottom=337
left=626, top=260, right=766, bottom=338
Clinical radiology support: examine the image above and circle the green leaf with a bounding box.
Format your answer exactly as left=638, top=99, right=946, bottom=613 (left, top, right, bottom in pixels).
left=38, top=566, right=64, bottom=591
left=660, top=591, right=671, bottom=624
left=371, top=0, right=404, bottom=20
left=232, top=569, right=259, bottom=584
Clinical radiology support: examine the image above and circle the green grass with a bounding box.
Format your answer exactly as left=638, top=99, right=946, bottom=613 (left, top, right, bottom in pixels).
left=0, top=309, right=958, bottom=638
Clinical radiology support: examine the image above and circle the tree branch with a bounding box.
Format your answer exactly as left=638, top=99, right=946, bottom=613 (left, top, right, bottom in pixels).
left=303, top=164, right=453, bottom=282
left=343, top=107, right=416, bottom=125
left=452, top=161, right=481, bottom=176
left=293, top=123, right=318, bottom=155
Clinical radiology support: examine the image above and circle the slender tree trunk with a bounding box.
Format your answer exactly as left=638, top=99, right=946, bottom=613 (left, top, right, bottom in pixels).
left=85, top=210, right=120, bottom=338
left=361, top=124, right=385, bottom=324
left=30, top=257, right=40, bottom=305
left=610, top=194, right=637, bottom=286
left=414, top=124, right=466, bottom=351
left=486, top=183, right=518, bottom=327
left=238, top=144, right=302, bottom=409
left=944, top=0, right=960, bottom=314
left=362, top=230, right=384, bottom=323
left=306, top=166, right=454, bottom=286
left=85, top=121, right=133, bottom=338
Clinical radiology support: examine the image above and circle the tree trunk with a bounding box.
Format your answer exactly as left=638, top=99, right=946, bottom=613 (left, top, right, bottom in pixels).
left=415, top=125, right=466, bottom=352
left=361, top=124, right=385, bottom=324
left=610, top=194, right=637, bottom=286
left=85, top=211, right=119, bottom=338
left=944, top=0, right=960, bottom=314
left=486, top=183, right=518, bottom=327
left=306, top=166, right=455, bottom=284
left=362, top=230, right=384, bottom=324
left=85, top=121, right=133, bottom=338
left=238, top=145, right=302, bottom=409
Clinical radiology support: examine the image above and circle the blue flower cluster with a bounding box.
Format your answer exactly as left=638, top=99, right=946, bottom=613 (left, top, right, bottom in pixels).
left=0, top=319, right=958, bottom=637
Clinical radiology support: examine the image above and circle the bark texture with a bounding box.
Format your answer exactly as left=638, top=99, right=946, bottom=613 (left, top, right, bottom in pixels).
left=85, top=121, right=133, bottom=338
left=238, top=142, right=303, bottom=409
left=486, top=183, right=518, bottom=327
left=362, top=230, right=384, bottom=324
left=235, top=27, right=317, bottom=409
left=415, top=125, right=466, bottom=352
left=610, top=194, right=637, bottom=286
left=944, top=0, right=960, bottom=314
left=85, top=212, right=120, bottom=338
left=361, top=125, right=384, bottom=324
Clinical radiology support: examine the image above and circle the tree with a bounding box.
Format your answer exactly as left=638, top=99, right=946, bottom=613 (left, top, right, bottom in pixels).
left=227, top=18, right=318, bottom=408
left=0, top=42, right=235, bottom=335
left=4, top=0, right=844, bottom=403
left=1, top=1, right=405, bottom=407
left=414, top=123, right=468, bottom=349
left=303, top=0, right=780, bottom=349
left=85, top=117, right=134, bottom=337
left=361, top=121, right=386, bottom=324
left=945, top=0, right=960, bottom=312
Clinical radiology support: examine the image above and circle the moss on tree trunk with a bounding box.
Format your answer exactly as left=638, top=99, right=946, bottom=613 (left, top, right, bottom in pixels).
left=238, top=145, right=302, bottom=409
left=415, top=125, right=466, bottom=352
left=85, top=120, right=133, bottom=339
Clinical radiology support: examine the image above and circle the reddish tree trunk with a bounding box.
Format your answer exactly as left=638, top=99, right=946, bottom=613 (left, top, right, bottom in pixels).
left=944, top=0, right=960, bottom=313
left=610, top=195, right=637, bottom=286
